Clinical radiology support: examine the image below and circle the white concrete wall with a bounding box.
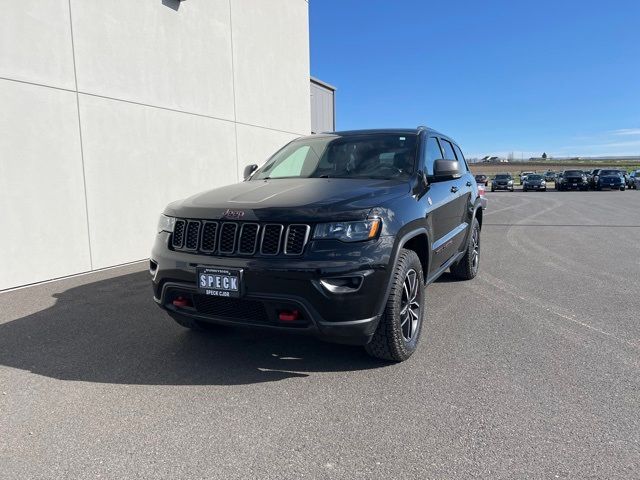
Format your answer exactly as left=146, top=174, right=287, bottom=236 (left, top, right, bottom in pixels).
left=0, top=0, right=310, bottom=290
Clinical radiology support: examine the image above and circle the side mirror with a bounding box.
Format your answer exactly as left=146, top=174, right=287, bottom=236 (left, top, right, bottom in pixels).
left=433, top=159, right=461, bottom=179
left=243, top=164, right=258, bottom=180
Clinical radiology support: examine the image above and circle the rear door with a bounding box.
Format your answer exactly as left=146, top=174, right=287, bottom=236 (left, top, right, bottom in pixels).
left=439, top=138, right=471, bottom=254
left=423, top=136, right=462, bottom=273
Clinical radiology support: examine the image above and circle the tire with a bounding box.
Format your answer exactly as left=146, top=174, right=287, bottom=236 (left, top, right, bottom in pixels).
left=365, top=249, right=425, bottom=362
left=450, top=218, right=481, bottom=281
left=491, top=187, right=495, bottom=192
left=523, top=187, right=527, bottom=192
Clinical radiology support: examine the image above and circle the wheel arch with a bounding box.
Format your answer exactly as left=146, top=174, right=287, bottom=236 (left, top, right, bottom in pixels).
left=402, top=232, right=430, bottom=281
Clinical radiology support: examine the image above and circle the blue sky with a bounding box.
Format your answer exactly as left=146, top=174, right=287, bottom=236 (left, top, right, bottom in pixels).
left=309, top=0, right=640, bottom=158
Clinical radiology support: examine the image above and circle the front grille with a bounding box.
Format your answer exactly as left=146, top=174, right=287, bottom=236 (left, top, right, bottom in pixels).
left=285, top=225, right=310, bottom=255
left=185, top=221, right=200, bottom=250
left=192, top=294, right=269, bottom=323
left=261, top=224, right=283, bottom=255
left=172, top=220, right=186, bottom=248
left=201, top=222, right=218, bottom=252
left=219, top=223, right=238, bottom=254
left=238, top=223, right=259, bottom=254
left=170, top=219, right=309, bottom=257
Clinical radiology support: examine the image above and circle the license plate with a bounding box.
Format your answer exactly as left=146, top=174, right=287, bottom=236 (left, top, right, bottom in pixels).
left=572, top=183, right=577, bottom=186
left=197, top=267, right=242, bottom=298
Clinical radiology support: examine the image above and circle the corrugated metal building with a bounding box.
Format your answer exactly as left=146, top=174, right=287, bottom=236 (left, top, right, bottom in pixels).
left=310, top=77, right=336, bottom=134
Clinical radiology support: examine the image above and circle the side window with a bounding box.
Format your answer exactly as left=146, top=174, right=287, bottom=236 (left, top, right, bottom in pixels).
left=424, top=137, right=443, bottom=175
left=440, top=138, right=457, bottom=161
left=452, top=144, right=469, bottom=172
left=268, top=146, right=310, bottom=178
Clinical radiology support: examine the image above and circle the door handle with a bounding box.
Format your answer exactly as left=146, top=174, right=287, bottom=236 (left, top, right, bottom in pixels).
left=450, top=186, right=458, bottom=193
left=466, top=181, right=472, bottom=187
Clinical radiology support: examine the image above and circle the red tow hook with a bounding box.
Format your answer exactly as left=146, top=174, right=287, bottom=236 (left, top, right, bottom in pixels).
left=278, top=309, right=301, bottom=322
left=172, top=296, right=192, bottom=308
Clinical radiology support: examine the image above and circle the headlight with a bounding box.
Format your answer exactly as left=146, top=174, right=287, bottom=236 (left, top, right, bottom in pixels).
left=313, top=219, right=381, bottom=242
left=157, top=214, right=176, bottom=233
left=508, top=180, right=513, bottom=184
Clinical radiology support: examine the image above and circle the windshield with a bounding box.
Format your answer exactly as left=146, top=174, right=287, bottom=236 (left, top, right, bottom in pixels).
left=564, top=170, right=582, bottom=175
left=600, top=170, right=621, bottom=176
left=251, top=134, right=418, bottom=181
left=495, top=174, right=511, bottom=180
left=527, top=174, right=543, bottom=180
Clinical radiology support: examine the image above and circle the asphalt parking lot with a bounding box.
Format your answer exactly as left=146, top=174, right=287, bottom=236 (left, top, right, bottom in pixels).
left=1, top=191, right=639, bottom=479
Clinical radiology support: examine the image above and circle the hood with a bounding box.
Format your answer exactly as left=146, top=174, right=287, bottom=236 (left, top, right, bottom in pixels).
left=164, top=178, right=411, bottom=222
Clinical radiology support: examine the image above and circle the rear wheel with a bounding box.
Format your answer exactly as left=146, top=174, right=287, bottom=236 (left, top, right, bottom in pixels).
left=365, top=249, right=425, bottom=362
left=450, top=218, right=481, bottom=281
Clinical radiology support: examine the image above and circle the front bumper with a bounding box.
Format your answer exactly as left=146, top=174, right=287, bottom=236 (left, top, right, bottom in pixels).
left=150, top=233, right=395, bottom=345
left=561, top=181, right=587, bottom=190
left=598, top=180, right=623, bottom=189
left=492, top=183, right=513, bottom=190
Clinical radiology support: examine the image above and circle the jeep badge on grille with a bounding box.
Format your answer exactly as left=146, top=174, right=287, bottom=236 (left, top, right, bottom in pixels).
left=222, top=209, right=245, bottom=219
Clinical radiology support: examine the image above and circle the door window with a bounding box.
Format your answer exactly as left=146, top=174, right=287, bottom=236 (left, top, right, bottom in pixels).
left=440, top=139, right=457, bottom=161
left=424, top=137, right=443, bottom=175
left=452, top=144, right=469, bottom=172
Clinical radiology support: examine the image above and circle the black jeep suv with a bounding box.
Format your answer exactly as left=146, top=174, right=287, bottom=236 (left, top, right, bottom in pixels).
left=150, top=128, right=486, bottom=361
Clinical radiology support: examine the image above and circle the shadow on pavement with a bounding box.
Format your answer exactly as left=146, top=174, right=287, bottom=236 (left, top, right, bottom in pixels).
left=0, top=271, right=388, bottom=386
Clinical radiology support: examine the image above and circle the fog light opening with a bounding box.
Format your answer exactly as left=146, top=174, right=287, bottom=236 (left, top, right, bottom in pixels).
left=320, top=276, right=363, bottom=294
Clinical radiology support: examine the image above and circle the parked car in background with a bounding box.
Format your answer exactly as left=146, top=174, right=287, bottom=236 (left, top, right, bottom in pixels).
left=543, top=171, right=556, bottom=181
left=595, top=169, right=626, bottom=191
left=475, top=174, right=489, bottom=186
left=588, top=169, right=602, bottom=190
left=629, top=170, right=640, bottom=189
left=522, top=174, right=547, bottom=192
left=520, top=171, right=534, bottom=184
left=557, top=170, right=588, bottom=191
left=492, top=173, right=514, bottom=192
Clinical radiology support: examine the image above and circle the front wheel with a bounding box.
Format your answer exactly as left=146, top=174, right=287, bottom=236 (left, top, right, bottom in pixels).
left=450, top=218, right=481, bottom=281
left=365, top=249, right=425, bottom=362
